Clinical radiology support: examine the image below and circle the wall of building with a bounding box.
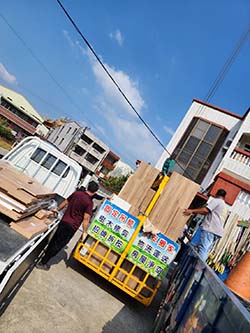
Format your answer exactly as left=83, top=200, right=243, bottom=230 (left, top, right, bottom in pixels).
left=214, top=113, right=250, bottom=180
left=156, top=100, right=241, bottom=172
left=47, top=122, right=80, bottom=152
left=68, top=129, right=109, bottom=173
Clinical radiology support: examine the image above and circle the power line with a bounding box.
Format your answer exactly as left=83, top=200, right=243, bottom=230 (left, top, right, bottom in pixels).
left=204, top=25, right=250, bottom=103
left=56, top=0, right=250, bottom=179
left=0, top=12, right=134, bottom=165
left=0, top=12, right=93, bottom=127
left=56, top=0, right=168, bottom=153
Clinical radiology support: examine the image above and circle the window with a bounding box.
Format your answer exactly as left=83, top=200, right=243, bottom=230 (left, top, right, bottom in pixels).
left=85, top=153, right=98, bottom=165
left=92, top=143, right=105, bottom=154
left=244, top=144, right=250, bottom=153
left=41, top=154, right=57, bottom=170
left=73, top=128, right=78, bottom=135
left=81, top=133, right=93, bottom=145
left=172, top=118, right=228, bottom=183
left=59, top=138, right=64, bottom=145
left=74, top=145, right=86, bottom=156
left=67, top=126, right=72, bottom=134
left=51, top=160, right=67, bottom=176
left=31, top=148, right=46, bottom=163
left=106, top=155, right=117, bottom=165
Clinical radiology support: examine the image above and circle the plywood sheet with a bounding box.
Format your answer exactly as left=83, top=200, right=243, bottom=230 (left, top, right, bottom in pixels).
left=118, top=162, right=159, bottom=216
left=0, top=175, right=38, bottom=205
left=148, top=172, right=199, bottom=237
left=10, top=216, right=48, bottom=239
left=0, top=203, right=22, bottom=220
left=137, top=189, right=156, bottom=215
left=164, top=207, right=190, bottom=241
left=0, top=161, right=55, bottom=198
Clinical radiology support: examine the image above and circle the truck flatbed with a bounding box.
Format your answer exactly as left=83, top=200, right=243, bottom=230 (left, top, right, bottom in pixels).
left=0, top=219, right=27, bottom=262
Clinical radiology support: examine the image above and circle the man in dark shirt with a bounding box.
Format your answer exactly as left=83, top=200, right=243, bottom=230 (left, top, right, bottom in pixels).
left=36, top=181, right=99, bottom=270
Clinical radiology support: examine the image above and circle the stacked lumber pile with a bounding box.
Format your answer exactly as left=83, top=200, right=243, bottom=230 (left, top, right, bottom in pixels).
left=0, top=161, right=56, bottom=239
left=118, top=162, right=199, bottom=242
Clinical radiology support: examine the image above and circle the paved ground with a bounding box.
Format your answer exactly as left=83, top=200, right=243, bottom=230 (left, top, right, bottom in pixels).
left=0, top=231, right=166, bottom=333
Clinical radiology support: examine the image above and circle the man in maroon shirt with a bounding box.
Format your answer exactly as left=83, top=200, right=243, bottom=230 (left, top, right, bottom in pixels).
left=36, top=181, right=99, bottom=270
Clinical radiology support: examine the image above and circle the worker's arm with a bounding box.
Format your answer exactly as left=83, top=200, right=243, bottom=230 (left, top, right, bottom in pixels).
left=183, top=207, right=209, bottom=216
left=57, top=199, right=68, bottom=211
left=81, top=212, right=91, bottom=241
left=51, top=199, right=68, bottom=217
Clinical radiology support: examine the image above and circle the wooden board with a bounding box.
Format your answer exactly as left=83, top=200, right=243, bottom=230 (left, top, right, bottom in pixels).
left=164, top=207, right=190, bottom=241
left=118, top=162, right=159, bottom=216
left=10, top=216, right=48, bottom=239
left=0, top=203, right=22, bottom=220
left=148, top=172, right=199, bottom=238
left=0, top=174, right=39, bottom=205
left=137, top=189, right=156, bottom=215
left=0, top=161, right=55, bottom=198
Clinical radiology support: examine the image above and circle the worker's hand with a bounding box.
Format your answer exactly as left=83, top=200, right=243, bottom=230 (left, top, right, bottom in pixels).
left=183, top=209, right=193, bottom=216
left=80, top=232, right=87, bottom=242
left=50, top=209, right=59, bottom=218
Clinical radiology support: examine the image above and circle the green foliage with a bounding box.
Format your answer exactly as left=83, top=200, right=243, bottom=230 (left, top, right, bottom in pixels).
left=0, top=124, right=15, bottom=142
left=101, top=174, right=131, bottom=194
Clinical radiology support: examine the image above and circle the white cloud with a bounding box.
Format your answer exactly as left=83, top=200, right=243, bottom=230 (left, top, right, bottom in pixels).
left=62, top=30, right=162, bottom=164
left=89, top=58, right=162, bottom=164
left=0, top=63, right=17, bottom=85
left=94, top=124, right=106, bottom=136
left=62, top=29, right=75, bottom=48
left=91, top=58, right=144, bottom=117
left=109, top=29, right=124, bottom=46
left=163, top=126, right=175, bottom=136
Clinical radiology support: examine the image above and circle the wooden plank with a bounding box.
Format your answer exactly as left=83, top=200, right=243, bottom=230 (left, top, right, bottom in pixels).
left=0, top=178, right=38, bottom=205
left=148, top=172, right=199, bottom=235
left=119, top=162, right=159, bottom=217
left=137, top=189, right=156, bottom=215
left=0, top=192, right=27, bottom=212
left=165, top=207, right=190, bottom=241
left=10, top=216, right=48, bottom=239
left=0, top=203, right=22, bottom=220
left=0, top=161, right=55, bottom=198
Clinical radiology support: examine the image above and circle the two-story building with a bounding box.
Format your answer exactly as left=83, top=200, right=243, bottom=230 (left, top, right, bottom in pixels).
left=0, top=85, right=48, bottom=138
left=156, top=98, right=250, bottom=219
left=47, top=121, right=109, bottom=176
left=97, top=150, right=120, bottom=178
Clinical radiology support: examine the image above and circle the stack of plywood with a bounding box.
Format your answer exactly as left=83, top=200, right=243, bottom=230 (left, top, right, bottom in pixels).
left=119, top=161, right=159, bottom=216
left=0, top=161, right=56, bottom=221
left=0, top=161, right=56, bottom=239
left=118, top=163, right=199, bottom=242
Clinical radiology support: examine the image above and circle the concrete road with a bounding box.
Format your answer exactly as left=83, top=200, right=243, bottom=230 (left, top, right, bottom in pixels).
left=0, top=231, right=166, bottom=333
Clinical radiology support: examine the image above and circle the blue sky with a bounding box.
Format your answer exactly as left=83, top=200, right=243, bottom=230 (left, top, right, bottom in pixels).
left=0, top=1, right=249, bottom=167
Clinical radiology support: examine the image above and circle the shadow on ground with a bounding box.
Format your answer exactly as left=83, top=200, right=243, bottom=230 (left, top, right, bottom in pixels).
left=66, top=254, right=167, bottom=333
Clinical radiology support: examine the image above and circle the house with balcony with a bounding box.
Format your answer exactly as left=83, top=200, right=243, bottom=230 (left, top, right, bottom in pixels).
left=156, top=98, right=250, bottom=219
left=47, top=122, right=109, bottom=175
left=0, top=85, right=48, bottom=139
left=97, top=150, right=120, bottom=178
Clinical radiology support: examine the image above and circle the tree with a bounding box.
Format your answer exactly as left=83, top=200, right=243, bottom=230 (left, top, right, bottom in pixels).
left=101, top=174, right=131, bottom=194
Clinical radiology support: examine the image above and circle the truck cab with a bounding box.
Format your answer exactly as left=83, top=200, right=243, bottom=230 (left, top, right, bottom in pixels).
left=0, top=136, right=82, bottom=311
left=3, top=136, right=82, bottom=198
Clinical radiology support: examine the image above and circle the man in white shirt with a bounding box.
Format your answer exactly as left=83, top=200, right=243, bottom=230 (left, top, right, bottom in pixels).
left=184, top=189, right=228, bottom=261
